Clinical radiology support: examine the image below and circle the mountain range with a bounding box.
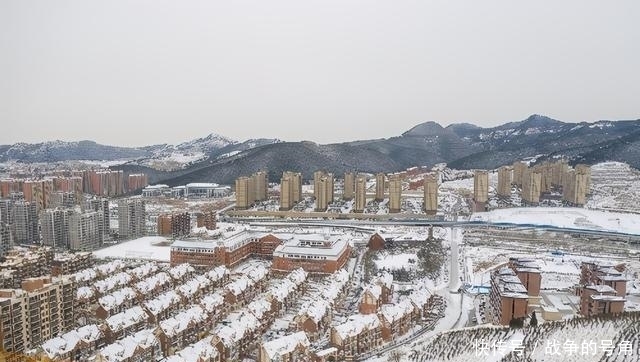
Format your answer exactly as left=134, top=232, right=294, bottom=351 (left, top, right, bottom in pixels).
left=1, top=114, right=639, bottom=185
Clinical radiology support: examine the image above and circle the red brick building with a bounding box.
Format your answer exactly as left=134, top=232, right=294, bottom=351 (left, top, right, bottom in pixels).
left=578, top=261, right=627, bottom=317
left=488, top=267, right=529, bottom=325
left=359, top=272, right=394, bottom=314
left=170, top=232, right=283, bottom=268
left=158, top=212, right=191, bottom=238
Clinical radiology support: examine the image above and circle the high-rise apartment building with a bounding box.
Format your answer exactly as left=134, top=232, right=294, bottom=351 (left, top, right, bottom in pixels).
left=49, top=191, right=77, bottom=209
left=235, top=171, right=269, bottom=210
left=279, top=171, right=303, bottom=211
left=354, top=176, right=367, bottom=213
left=512, top=162, right=527, bottom=187
left=388, top=174, right=402, bottom=213
left=551, top=161, right=568, bottom=188
left=423, top=174, right=438, bottom=215
left=126, top=173, right=149, bottom=193
left=562, top=168, right=589, bottom=206
left=196, top=210, right=216, bottom=230
left=22, top=180, right=53, bottom=212
left=314, top=173, right=334, bottom=212
left=253, top=171, right=268, bottom=202
left=40, top=208, right=74, bottom=249
left=82, top=197, right=109, bottom=243
left=12, top=201, right=39, bottom=244
left=535, top=163, right=553, bottom=194
left=521, top=168, right=542, bottom=204
left=497, top=166, right=512, bottom=198
left=118, top=198, right=146, bottom=240
left=375, top=173, right=385, bottom=201
left=235, top=176, right=253, bottom=210
left=473, top=170, right=489, bottom=212
left=68, top=211, right=101, bottom=251
left=0, top=276, right=76, bottom=355
left=343, top=172, right=355, bottom=200
left=87, top=170, right=125, bottom=197
left=575, top=164, right=591, bottom=195
left=157, top=212, right=191, bottom=239
left=0, top=200, right=13, bottom=257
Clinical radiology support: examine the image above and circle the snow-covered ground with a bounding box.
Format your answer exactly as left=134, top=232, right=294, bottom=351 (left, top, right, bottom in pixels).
left=587, top=162, right=640, bottom=213
left=93, top=236, right=171, bottom=261
left=470, top=207, right=640, bottom=235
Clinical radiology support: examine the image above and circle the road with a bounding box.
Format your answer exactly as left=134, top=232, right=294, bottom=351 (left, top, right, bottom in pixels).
left=226, top=217, right=640, bottom=241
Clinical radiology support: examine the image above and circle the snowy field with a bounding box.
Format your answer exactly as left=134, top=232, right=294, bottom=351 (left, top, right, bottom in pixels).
left=470, top=207, right=640, bottom=235
left=587, top=162, right=640, bottom=213
left=93, top=236, right=171, bottom=261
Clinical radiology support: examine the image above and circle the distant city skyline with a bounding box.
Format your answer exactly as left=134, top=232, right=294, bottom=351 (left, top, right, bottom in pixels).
left=1, top=1, right=639, bottom=147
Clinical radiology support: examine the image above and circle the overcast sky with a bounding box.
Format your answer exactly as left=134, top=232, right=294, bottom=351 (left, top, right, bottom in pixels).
left=1, top=1, right=639, bottom=146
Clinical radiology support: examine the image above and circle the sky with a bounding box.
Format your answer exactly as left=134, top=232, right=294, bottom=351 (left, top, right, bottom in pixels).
left=1, top=1, right=639, bottom=147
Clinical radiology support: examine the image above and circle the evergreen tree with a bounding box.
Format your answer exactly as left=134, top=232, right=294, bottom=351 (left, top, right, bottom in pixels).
left=530, top=311, right=538, bottom=327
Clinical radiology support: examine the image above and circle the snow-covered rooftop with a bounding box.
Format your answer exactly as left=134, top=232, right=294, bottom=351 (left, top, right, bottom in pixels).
left=160, top=305, right=207, bottom=337
left=165, top=337, right=218, bottom=362
left=94, top=272, right=132, bottom=295
left=334, top=314, right=381, bottom=340
left=105, top=306, right=147, bottom=332
left=200, top=292, right=224, bottom=314
left=41, top=324, right=101, bottom=359
left=262, top=331, right=309, bottom=359
left=272, top=234, right=350, bottom=260
left=98, top=328, right=157, bottom=362
left=135, top=271, right=171, bottom=294
left=178, top=275, right=211, bottom=298
left=168, top=263, right=195, bottom=280
left=93, top=236, right=171, bottom=262
left=144, top=290, right=181, bottom=316
left=98, top=287, right=137, bottom=311
left=380, top=299, right=415, bottom=323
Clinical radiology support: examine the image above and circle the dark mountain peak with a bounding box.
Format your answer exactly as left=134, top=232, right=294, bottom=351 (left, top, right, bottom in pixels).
left=520, top=114, right=564, bottom=128
left=402, top=121, right=446, bottom=137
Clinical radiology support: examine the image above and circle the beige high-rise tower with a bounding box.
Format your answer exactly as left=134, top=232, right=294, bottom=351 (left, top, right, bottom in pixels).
left=280, top=171, right=302, bottom=211
left=252, top=171, right=268, bottom=202
left=0, top=276, right=77, bottom=355
left=512, top=162, right=527, bottom=187
left=473, top=170, right=489, bottom=212
left=423, top=174, right=438, bottom=215
left=552, top=160, right=568, bottom=188
left=522, top=169, right=542, bottom=204
left=354, top=175, right=367, bottom=213
left=388, top=174, right=402, bottom=213
left=315, top=176, right=332, bottom=211
left=235, top=176, right=252, bottom=210
left=497, top=166, right=512, bottom=197
left=537, top=163, right=553, bottom=194
left=280, top=176, right=293, bottom=211
left=563, top=168, right=588, bottom=205
left=575, top=164, right=591, bottom=195
left=313, top=171, right=334, bottom=208
left=375, top=173, right=386, bottom=201
left=343, top=172, right=355, bottom=200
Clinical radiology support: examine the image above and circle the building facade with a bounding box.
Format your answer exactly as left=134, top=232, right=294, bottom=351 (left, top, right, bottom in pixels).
left=354, top=175, right=367, bottom=213
left=387, top=174, right=402, bottom=213
left=423, top=174, right=438, bottom=215
left=118, top=198, right=146, bottom=240
left=473, top=170, right=489, bottom=212
left=375, top=173, right=385, bottom=202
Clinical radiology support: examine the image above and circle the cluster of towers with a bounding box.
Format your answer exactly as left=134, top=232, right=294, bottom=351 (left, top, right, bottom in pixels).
left=473, top=160, right=592, bottom=211
left=234, top=171, right=269, bottom=210
left=235, top=170, right=440, bottom=215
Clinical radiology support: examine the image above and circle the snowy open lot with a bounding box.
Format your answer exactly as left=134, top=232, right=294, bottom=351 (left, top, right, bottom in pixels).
left=93, top=236, right=172, bottom=261
left=470, top=207, right=640, bottom=235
